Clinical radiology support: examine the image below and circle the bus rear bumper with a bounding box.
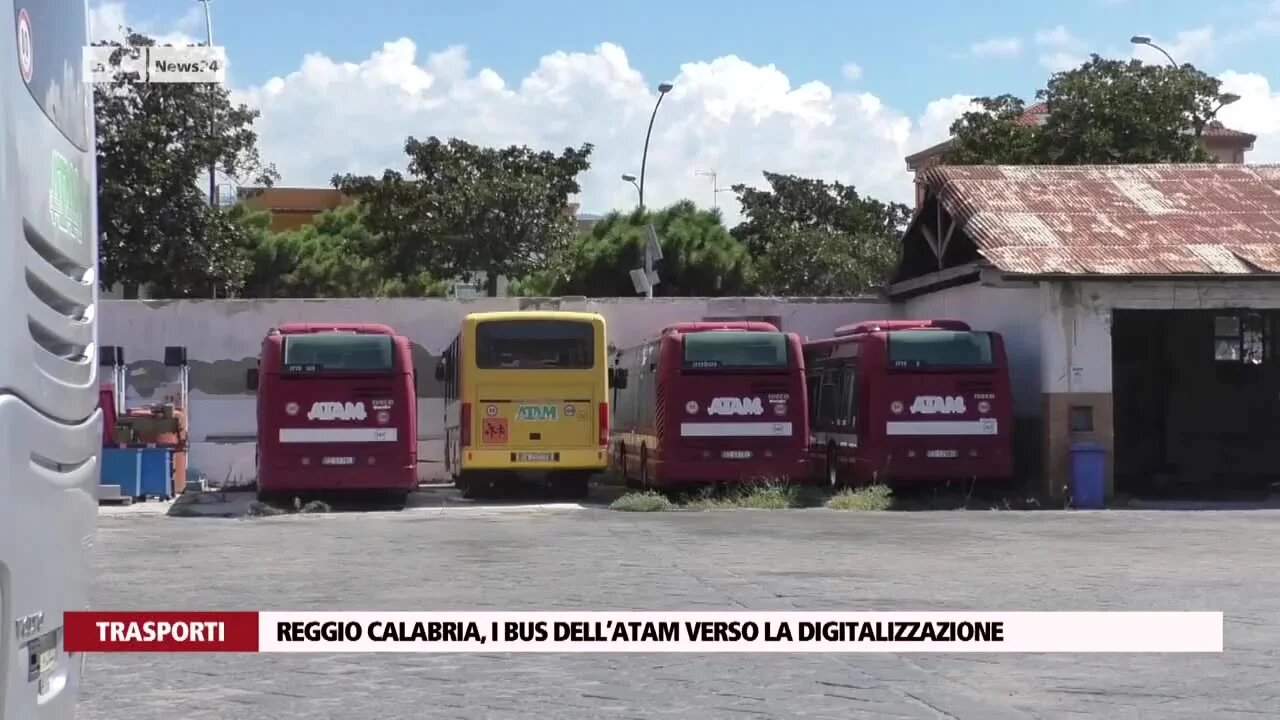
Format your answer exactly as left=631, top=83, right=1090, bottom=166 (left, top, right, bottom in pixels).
left=654, top=457, right=811, bottom=486
left=459, top=447, right=609, bottom=472
left=258, top=465, right=418, bottom=493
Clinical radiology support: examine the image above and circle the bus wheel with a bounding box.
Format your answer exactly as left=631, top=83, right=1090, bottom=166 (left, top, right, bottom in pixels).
left=826, top=447, right=843, bottom=491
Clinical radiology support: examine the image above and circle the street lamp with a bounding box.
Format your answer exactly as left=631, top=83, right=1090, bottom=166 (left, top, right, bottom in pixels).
left=620, top=173, right=641, bottom=206
left=1129, top=35, right=1178, bottom=67
left=637, top=82, right=674, bottom=210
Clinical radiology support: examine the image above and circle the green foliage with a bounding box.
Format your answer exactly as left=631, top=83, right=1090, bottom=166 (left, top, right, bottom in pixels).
left=334, top=137, right=592, bottom=296
left=731, top=173, right=910, bottom=295
left=521, top=201, right=753, bottom=297
left=945, top=55, right=1230, bottom=165
left=93, top=30, right=278, bottom=297
left=242, top=204, right=449, bottom=298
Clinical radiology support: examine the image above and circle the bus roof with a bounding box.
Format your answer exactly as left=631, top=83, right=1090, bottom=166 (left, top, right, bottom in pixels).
left=274, top=323, right=398, bottom=335
left=832, top=319, right=971, bottom=337
left=662, top=321, right=779, bottom=334
left=463, top=310, right=605, bottom=323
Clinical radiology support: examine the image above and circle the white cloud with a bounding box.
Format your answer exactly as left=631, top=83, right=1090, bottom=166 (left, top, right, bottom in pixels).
left=841, top=62, right=863, bottom=81
left=1130, top=26, right=1215, bottom=66
left=90, top=0, right=202, bottom=47
left=1034, top=26, right=1087, bottom=71
left=969, top=37, right=1022, bottom=58
left=1218, top=71, right=1280, bottom=162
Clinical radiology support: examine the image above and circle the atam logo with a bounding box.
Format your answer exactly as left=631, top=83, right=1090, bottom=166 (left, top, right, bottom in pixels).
left=307, top=401, right=367, bottom=421
left=909, top=396, right=966, bottom=415
left=707, top=397, right=764, bottom=416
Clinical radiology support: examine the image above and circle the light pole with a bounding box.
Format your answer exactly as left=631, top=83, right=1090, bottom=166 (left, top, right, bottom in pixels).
left=198, top=0, right=216, bottom=208
left=637, top=82, right=673, bottom=210
left=1129, top=35, right=1178, bottom=67
left=1130, top=35, right=1241, bottom=138
left=620, top=173, right=641, bottom=206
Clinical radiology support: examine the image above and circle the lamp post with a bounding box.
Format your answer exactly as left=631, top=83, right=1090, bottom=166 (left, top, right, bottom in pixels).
left=637, top=82, right=674, bottom=210
left=198, top=0, right=216, bottom=207
left=620, top=173, right=641, bottom=206
left=1129, top=35, right=1178, bottom=67
left=1130, top=35, right=1241, bottom=138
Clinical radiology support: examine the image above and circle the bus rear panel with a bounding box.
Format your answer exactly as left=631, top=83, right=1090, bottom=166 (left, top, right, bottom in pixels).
left=1, top=0, right=100, bottom=717
left=612, top=323, right=809, bottom=488
left=441, top=312, right=609, bottom=498
left=806, top=320, right=1014, bottom=487
left=252, top=324, right=418, bottom=499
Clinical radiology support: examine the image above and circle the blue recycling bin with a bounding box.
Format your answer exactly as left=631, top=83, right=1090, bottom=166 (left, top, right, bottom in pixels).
left=1069, top=441, right=1107, bottom=509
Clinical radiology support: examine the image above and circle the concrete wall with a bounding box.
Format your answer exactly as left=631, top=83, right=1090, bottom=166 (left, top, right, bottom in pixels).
left=100, top=297, right=894, bottom=485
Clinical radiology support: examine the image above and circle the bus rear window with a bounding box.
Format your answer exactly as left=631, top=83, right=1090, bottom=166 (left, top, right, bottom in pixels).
left=22, top=0, right=90, bottom=151
left=887, top=330, right=993, bottom=368
left=475, top=320, right=595, bottom=369
left=281, top=334, right=394, bottom=371
left=682, top=332, right=789, bottom=369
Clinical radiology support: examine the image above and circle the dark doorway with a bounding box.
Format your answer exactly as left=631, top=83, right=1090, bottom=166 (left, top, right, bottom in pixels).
left=1112, top=309, right=1278, bottom=498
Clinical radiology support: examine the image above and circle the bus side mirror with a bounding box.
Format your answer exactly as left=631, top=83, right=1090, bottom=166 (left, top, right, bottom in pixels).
left=245, top=368, right=259, bottom=391
left=434, top=361, right=445, bottom=382
left=610, top=368, right=628, bottom=389
left=413, top=369, right=418, bottom=391
left=163, top=345, right=188, bottom=367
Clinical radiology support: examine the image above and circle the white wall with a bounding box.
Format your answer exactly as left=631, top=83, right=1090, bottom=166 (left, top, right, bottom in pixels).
left=900, top=280, right=1044, bottom=417
left=100, top=297, right=894, bottom=485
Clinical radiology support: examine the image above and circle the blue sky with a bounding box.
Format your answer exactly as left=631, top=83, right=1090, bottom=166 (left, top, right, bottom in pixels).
left=96, top=0, right=1280, bottom=218
left=110, top=0, right=1278, bottom=111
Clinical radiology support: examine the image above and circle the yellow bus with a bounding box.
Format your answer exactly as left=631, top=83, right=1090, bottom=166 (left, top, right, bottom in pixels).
left=435, top=311, right=611, bottom=499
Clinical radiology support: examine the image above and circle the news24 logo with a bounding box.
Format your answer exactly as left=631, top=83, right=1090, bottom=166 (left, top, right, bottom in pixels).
left=83, top=45, right=228, bottom=84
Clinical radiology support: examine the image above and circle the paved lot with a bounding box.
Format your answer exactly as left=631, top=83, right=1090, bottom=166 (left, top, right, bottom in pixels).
left=84, top=500, right=1280, bottom=719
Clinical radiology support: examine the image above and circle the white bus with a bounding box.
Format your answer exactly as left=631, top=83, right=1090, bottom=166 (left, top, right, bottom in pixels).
left=1, top=0, right=100, bottom=717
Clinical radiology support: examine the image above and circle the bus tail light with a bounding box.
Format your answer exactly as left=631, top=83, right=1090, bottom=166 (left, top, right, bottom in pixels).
left=461, top=403, right=472, bottom=447
left=598, top=403, right=609, bottom=446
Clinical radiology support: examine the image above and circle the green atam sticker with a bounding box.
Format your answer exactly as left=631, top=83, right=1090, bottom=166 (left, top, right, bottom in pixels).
left=516, top=405, right=558, bottom=421
left=50, top=151, right=85, bottom=241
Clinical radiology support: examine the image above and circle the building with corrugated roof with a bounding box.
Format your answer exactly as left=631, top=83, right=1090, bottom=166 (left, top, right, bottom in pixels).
left=889, top=163, right=1280, bottom=501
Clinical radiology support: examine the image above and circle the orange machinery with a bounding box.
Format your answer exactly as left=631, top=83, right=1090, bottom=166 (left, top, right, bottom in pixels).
left=100, top=345, right=191, bottom=494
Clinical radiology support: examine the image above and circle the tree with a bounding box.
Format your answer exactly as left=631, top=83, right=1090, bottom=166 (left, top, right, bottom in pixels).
left=516, top=201, right=754, bottom=297
left=334, top=137, right=592, bottom=296
left=731, top=173, right=911, bottom=295
left=94, top=31, right=278, bottom=297
left=944, top=55, right=1231, bottom=165
left=242, top=204, right=449, bottom=298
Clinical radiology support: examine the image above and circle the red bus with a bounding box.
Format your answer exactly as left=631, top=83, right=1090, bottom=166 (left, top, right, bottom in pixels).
left=803, top=319, right=1013, bottom=488
left=610, top=321, right=809, bottom=489
left=246, top=323, right=418, bottom=504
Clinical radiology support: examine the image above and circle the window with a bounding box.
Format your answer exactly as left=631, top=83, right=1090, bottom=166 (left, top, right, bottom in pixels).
left=281, top=334, right=394, bottom=371
left=1213, top=313, right=1264, bottom=365
left=682, top=332, right=789, bottom=369
left=887, top=330, right=994, bottom=368
left=817, top=369, right=841, bottom=426
left=475, top=320, right=594, bottom=369
left=20, top=0, right=91, bottom=150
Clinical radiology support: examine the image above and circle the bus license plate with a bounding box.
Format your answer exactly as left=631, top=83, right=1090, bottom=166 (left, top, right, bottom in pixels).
left=516, top=453, right=554, bottom=462
left=721, top=450, right=752, bottom=460
left=322, top=456, right=354, bottom=466
left=927, top=450, right=958, bottom=459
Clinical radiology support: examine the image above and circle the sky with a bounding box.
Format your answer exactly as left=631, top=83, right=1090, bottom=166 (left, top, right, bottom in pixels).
left=89, top=0, right=1280, bottom=224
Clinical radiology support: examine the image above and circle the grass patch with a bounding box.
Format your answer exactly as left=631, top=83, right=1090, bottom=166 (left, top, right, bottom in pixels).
left=609, top=491, right=675, bottom=512
left=826, top=484, right=894, bottom=511
left=686, top=481, right=801, bottom=511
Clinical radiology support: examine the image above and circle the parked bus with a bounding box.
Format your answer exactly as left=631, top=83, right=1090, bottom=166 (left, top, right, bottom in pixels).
left=804, top=319, right=1013, bottom=488
left=247, top=323, right=419, bottom=504
left=611, top=321, right=809, bottom=490
left=1, top=0, right=100, bottom=716
left=436, top=311, right=609, bottom=499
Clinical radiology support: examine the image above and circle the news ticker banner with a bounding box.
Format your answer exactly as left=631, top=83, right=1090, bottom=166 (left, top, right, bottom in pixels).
left=82, top=46, right=228, bottom=84
left=63, top=611, right=1223, bottom=653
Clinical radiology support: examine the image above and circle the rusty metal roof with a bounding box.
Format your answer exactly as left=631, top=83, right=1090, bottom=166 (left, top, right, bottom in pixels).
left=918, top=164, right=1280, bottom=275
